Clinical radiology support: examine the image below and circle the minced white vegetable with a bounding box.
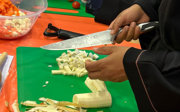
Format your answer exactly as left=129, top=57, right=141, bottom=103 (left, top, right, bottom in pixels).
left=52, top=49, right=99, bottom=77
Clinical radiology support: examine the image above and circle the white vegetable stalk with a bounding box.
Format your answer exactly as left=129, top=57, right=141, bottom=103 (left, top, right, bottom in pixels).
left=52, top=49, right=99, bottom=77
left=73, top=91, right=112, bottom=108
left=73, top=77, right=112, bottom=108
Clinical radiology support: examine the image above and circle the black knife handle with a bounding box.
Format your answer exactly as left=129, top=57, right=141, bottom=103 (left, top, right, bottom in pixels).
left=44, top=23, right=84, bottom=40
left=139, top=21, right=159, bottom=32
left=57, top=29, right=84, bottom=39
left=113, top=21, right=159, bottom=41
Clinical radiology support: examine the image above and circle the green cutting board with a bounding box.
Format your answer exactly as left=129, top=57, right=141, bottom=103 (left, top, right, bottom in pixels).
left=45, top=0, right=94, bottom=18
left=17, top=47, right=139, bottom=112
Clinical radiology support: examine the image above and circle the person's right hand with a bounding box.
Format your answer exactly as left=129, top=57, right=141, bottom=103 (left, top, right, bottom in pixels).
left=109, top=4, right=150, bottom=43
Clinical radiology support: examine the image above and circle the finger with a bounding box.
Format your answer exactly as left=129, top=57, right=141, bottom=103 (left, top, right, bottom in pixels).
left=115, top=26, right=129, bottom=44
left=88, top=71, right=102, bottom=80
left=133, top=26, right=140, bottom=40
left=85, top=60, right=103, bottom=72
left=126, top=22, right=136, bottom=41
left=86, top=60, right=92, bottom=63
left=110, top=18, right=124, bottom=35
left=93, top=46, right=118, bottom=55
left=108, top=20, right=115, bottom=30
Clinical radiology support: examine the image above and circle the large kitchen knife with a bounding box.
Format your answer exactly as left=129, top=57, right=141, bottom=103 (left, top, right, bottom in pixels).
left=41, top=21, right=159, bottom=50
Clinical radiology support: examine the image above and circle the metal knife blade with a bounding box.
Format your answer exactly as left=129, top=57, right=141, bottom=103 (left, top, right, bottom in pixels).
left=41, top=21, right=158, bottom=50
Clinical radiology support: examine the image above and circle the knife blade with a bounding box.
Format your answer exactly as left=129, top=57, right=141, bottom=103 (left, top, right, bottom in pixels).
left=0, top=52, right=8, bottom=84
left=41, top=21, right=159, bottom=50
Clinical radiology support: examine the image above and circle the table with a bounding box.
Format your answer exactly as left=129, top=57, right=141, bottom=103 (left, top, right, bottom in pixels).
left=0, top=12, right=140, bottom=112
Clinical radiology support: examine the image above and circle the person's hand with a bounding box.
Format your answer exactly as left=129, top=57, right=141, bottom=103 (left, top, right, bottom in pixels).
left=85, top=46, right=130, bottom=82
left=109, top=4, right=150, bottom=43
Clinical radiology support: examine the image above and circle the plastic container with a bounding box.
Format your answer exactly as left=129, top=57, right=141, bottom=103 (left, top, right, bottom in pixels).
left=0, top=0, right=48, bottom=39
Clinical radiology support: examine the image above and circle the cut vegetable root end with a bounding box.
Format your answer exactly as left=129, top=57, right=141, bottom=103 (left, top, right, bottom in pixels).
left=85, top=77, right=107, bottom=92
left=73, top=91, right=112, bottom=108
left=72, top=77, right=112, bottom=108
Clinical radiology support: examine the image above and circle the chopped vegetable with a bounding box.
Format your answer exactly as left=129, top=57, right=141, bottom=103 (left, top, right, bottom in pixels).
left=0, top=0, right=32, bottom=39
left=42, top=85, right=46, bottom=87
left=48, top=65, right=52, bottom=67
left=21, top=97, right=86, bottom=112
left=0, top=11, right=31, bottom=38
left=45, top=81, right=49, bottom=84
left=12, top=100, right=20, bottom=112
left=52, top=49, right=99, bottom=77
left=0, top=0, right=20, bottom=16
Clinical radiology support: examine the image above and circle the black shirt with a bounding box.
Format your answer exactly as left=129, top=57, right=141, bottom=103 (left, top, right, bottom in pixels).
left=124, top=0, right=180, bottom=111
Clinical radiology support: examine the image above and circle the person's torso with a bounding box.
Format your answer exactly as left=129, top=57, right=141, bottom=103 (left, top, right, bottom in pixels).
left=155, top=0, right=180, bottom=51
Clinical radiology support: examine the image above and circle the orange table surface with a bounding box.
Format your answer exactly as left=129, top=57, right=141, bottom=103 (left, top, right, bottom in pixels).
left=0, top=13, right=140, bottom=112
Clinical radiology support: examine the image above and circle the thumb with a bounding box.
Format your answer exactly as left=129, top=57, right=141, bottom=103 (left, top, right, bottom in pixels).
left=93, top=46, right=117, bottom=55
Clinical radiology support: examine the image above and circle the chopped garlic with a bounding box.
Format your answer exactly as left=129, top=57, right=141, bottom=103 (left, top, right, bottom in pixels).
left=23, top=101, right=37, bottom=105
left=12, top=31, right=18, bottom=37
left=12, top=100, right=20, bottom=112
left=48, top=65, right=52, bottom=67
left=45, top=81, right=49, bottom=84
left=4, top=11, right=31, bottom=37
left=93, top=54, right=99, bottom=60
left=52, top=49, right=99, bottom=77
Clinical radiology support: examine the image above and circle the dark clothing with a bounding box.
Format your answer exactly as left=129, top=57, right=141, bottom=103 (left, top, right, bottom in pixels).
left=94, top=0, right=133, bottom=25
left=123, top=0, right=180, bottom=112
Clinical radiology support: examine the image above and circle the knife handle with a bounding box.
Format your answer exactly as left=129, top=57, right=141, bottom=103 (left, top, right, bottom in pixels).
left=57, top=29, right=84, bottom=40
left=112, top=21, right=159, bottom=41
left=0, top=52, right=7, bottom=67
left=139, top=21, right=159, bottom=32
left=44, top=23, right=84, bottom=40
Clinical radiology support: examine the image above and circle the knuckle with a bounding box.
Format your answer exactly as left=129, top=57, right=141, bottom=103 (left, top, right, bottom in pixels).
left=112, top=20, right=118, bottom=27
left=98, top=61, right=106, bottom=69
left=85, top=64, right=91, bottom=71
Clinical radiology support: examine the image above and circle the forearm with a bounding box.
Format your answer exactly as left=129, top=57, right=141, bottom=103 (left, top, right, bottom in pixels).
left=132, top=0, right=161, bottom=21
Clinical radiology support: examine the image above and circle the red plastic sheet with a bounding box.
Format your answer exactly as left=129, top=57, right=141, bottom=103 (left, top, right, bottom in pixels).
left=0, top=13, right=140, bottom=112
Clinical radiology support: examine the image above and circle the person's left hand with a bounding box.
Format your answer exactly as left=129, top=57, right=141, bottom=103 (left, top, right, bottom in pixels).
left=85, top=46, right=130, bottom=82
